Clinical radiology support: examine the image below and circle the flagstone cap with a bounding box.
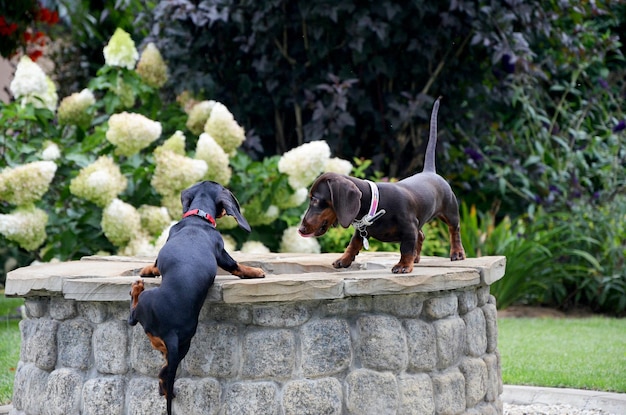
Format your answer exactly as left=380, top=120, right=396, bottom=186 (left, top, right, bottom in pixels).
left=5, top=253, right=505, bottom=304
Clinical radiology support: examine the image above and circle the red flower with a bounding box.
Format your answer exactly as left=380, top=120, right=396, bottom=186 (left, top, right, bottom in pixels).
left=28, top=49, right=43, bottom=61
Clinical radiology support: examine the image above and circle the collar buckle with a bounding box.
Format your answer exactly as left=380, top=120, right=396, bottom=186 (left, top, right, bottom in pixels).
left=183, top=208, right=217, bottom=227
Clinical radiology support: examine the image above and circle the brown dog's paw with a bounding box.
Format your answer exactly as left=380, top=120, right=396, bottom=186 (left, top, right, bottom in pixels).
left=332, top=254, right=355, bottom=269
left=450, top=250, right=466, bottom=261
left=233, top=264, right=265, bottom=279
left=392, top=263, right=414, bottom=274
left=140, top=264, right=160, bottom=277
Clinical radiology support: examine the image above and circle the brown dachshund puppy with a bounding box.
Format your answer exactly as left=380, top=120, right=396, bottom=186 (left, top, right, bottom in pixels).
left=129, top=181, right=264, bottom=415
left=298, top=97, right=465, bottom=273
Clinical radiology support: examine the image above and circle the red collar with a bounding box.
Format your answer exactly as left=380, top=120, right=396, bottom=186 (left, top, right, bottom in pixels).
left=182, top=209, right=216, bottom=227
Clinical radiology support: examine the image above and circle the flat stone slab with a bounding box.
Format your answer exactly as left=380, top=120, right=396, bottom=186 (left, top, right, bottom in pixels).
left=5, top=253, right=506, bottom=303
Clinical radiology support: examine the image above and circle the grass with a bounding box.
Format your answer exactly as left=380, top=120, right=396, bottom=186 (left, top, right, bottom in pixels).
left=0, top=292, right=23, bottom=406
left=498, top=317, right=626, bottom=392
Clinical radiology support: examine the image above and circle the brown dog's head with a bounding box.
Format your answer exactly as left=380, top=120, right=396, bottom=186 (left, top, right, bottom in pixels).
left=298, top=173, right=362, bottom=237
left=181, top=181, right=251, bottom=232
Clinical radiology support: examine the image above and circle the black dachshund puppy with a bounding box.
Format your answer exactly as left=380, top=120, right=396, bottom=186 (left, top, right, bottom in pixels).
left=129, top=181, right=264, bottom=414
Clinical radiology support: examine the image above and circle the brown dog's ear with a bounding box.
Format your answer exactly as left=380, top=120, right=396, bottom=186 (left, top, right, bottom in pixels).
left=327, top=176, right=362, bottom=228
left=217, top=188, right=252, bottom=232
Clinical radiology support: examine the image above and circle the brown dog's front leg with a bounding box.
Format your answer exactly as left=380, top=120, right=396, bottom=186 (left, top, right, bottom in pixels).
left=393, top=239, right=417, bottom=273
left=231, top=264, right=265, bottom=279
left=448, top=224, right=466, bottom=261
left=333, top=232, right=363, bottom=268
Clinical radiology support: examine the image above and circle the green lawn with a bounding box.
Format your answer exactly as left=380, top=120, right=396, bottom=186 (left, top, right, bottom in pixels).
left=498, top=317, right=626, bottom=392
left=0, top=292, right=23, bottom=405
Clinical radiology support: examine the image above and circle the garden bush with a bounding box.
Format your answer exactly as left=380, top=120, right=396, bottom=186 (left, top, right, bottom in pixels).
left=0, top=29, right=354, bottom=284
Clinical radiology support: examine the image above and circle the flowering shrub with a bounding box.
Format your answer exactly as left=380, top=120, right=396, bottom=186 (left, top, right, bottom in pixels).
left=0, top=28, right=354, bottom=281
left=0, top=1, right=59, bottom=61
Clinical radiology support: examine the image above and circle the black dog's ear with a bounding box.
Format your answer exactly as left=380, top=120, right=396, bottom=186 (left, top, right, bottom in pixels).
left=328, top=176, right=362, bottom=228
left=217, top=188, right=251, bottom=232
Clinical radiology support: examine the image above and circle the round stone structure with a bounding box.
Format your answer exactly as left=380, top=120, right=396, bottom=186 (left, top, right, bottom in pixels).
left=5, top=252, right=506, bottom=415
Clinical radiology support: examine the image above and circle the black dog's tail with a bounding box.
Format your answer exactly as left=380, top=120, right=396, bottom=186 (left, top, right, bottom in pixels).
left=423, top=96, right=442, bottom=173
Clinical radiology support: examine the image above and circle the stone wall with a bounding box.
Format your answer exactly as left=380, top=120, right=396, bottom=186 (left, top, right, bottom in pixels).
left=6, top=253, right=506, bottom=415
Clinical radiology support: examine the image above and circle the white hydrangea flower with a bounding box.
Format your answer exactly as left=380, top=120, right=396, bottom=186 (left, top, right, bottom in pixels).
left=103, top=28, right=139, bottom=69
left=0, top=161, right=57, bottom=206
left=58, top=88, right=95, bottom=127
left=221, top=234, right=237, bottom=252
left=186, top=100, right=216, bottom=135
left=153, top=221, right=176, bottom=251
left=0, top=206, right=48, bottom=251
left=155, top=130, right=186, bottom=156
left=277, top=187, right=308, bottom=209
left=136, top=42, right=168, bottom=88
left=34, top=76, right=58, bottom=112
left=203, top=102, right=245, bottom=154
left=278, top=140, right=331, bottom=189
left=279, top=226, right=321, bottom=254
left=195, top=133, right=232, bottom=185
left=324, top=157, right=353, bottom=175
left=106, top=112, right=162, bottom=156
left=69, top=156, right=127, bottom=207
left=216, top=215, right=238, bottom=230
left=101, top=198, right=141, bottom=247
left=41, top=142, right=61, bottom=161
left=241, top=240, right=271, bottom=254
left=151, top=150, right=208, bottom=197
left=138, top=205, right=171, bottom=237
left=119, top=232, right=159, bottom=257
left=9, top=56, right=47, bottom=99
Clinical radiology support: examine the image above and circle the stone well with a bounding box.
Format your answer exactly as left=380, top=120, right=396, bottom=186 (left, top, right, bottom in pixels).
left=5, top=252, right=506, bottom=415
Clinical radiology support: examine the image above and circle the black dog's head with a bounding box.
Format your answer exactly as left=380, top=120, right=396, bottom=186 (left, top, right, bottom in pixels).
left=181, top=181, right=251, bottom=232
left=298, top=173, right=362, bottom=237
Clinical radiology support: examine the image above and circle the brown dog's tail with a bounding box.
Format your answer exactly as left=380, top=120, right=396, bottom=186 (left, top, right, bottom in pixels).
left=423, top=96, right=442, bottom=173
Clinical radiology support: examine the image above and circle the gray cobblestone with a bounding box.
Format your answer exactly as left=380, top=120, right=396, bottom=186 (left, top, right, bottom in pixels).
left=94, top=320, right=129, bottom=375
left=424, top=294, right=458, bottom=319
left=283, top=378, right=342, bottom=415
left=242, top=329, right=295, bottom=379
left=82, top=377, right=125, bottom=415
left=43, top=368, right=83, bottom=415
left=398, top=373, right=435, bottom=415
left=222, top=382, right=279, bottom=415
left=432, top=369, right=466, bottom=415
left=345, top=369, right=398, bottom=415
left=49, top=297, right=76, bottom=320
left=404, top=319, right=437, bottom=371
left=300, top=319, right=351, bottom=377
left=57, top=319, right=92, bottom=370
left=434, top=317, right=466, bottom=369
left=252, top=303, right=311, bottom=327
left=357, top=314, right=407, bottom=372
left=183, top=323, right=240, bottom=378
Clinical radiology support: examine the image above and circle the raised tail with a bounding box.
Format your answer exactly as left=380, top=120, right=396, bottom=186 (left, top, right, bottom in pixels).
left=423, top=96, right=442, bottom=173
